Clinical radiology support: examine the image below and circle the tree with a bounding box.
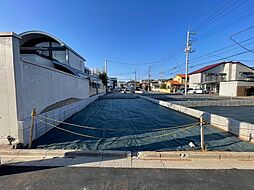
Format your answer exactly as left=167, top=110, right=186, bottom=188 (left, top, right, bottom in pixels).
left=99, top=72, right=108, bottom=86
left=160, top=83, right=167, bottom=89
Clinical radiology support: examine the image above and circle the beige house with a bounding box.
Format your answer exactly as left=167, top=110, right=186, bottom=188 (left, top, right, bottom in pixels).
left=166, top=74, right=189, bottom=92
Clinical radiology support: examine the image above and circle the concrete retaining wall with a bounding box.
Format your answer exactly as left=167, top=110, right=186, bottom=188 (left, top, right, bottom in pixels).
left=140, top=96, right=254, bottom=142
left=19, top=93, right=105, bottom=146
left=170, top=100, right=254, bottom=107
left=20, top=60, right=90, bottom=120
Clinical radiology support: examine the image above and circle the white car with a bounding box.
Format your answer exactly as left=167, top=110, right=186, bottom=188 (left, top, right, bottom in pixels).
left=187, top=89, right=196, bottom=94
left=195, top=89, right=208, bottom=94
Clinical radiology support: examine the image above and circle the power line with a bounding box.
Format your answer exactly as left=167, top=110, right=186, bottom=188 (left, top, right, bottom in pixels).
left=230, top=25, right=254, bottom=54
left=196, top=5, right=254, bottom=41
left=108, top=0, right=252, bottom=77
left=164, top=1, right=249, bottom=73
left=165, top=49, right=254, bottom=77
left=194, top=0, right=248, bottom=33
left=190, top=49, right=254, bottom=69
left=107, top=36, right=187, bottom=66
left=190, top=38, right=254, bottom=63
left=191, top=37, right=254, bottom=61
left=194, top=0, right=237, bottom=31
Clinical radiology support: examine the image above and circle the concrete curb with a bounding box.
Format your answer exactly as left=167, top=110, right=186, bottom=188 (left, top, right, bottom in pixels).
left=0, top=149, right=131, bottom=159
left=139, top=95, right=254, bottom=142
left=1, top=149, right=254, bottom=160
left=138, top=151, right=254, bottom=160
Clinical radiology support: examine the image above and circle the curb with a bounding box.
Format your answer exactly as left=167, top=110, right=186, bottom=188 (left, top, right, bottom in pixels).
left=0, top=149, right=131, bottom=159
left=137, top=151, right=254, bottom=160
left=1, top=149, right=254, bottom=160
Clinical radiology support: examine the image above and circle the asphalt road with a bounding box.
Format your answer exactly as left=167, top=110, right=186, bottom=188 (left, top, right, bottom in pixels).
left=0, top=166, right=254, bottom=190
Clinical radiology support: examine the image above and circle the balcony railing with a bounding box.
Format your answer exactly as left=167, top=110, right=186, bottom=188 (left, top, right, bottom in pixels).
left=204, top=76, right=226, bottom=83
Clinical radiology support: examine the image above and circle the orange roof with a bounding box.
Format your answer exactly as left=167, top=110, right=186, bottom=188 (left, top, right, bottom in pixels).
left=176, top=74, right=189, bottom=78
left=167, top=80, right=181, bottom=85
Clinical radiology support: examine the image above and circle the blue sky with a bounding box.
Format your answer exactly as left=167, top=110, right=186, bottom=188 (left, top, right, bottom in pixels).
left=0, top=0, right=254, bottom=81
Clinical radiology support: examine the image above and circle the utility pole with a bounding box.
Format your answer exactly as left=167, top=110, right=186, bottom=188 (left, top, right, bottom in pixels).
left=148, top=65, right=151, bottom=91
left=159, top=71, right=163, bottom=88
left=104, top=58, right=108, bottom=74
left=134, top=68, right=137, bottom=90
left=104, top=58, right=108, bottom=92
left=184, top=29, right=195, bottom=95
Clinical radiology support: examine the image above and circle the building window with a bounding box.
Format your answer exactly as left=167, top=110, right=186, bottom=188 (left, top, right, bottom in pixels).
left=52, top=50, right=66, bottom=64
left=240, top=72, right=254, bottom=80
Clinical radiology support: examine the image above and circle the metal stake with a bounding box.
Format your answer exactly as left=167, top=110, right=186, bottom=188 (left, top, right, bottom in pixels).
left=28, top=108, right=36, bottom=149
left=200, top=116, right=205, bottom=151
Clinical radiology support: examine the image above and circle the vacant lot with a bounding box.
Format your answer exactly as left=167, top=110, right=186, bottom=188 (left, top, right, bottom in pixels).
left=33, top=95, right=254, bottom=151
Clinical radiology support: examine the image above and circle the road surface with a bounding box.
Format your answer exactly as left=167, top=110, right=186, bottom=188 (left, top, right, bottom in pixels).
left=0, top=166, right=253, bottom=190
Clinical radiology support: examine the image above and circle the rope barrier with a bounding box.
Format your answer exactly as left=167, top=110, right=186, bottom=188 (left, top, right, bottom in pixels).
left=36, top=114, right=199, bottom=132
left=36, top=118, right=102, bottom=139
left=36, top=117, right=199, bottom=142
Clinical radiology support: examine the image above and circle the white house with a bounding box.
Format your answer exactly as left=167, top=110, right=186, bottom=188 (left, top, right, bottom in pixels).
left=0, top=31, right=105, bottom=146
left=189, top=61, right=254, bottom=96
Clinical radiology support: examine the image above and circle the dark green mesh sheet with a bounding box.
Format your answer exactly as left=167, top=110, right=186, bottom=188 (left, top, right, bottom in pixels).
left=33, top=96, right=254, bottom=152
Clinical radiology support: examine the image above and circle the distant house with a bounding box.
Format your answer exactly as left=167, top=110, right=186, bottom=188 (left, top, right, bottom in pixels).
left=166, top=74, right=189, bottom=92
left=189, top=61, right=254, bottom=96
left=108, top=77, right=117, bottom=89
left=150, top=79, right=168, bottom=91
left=126, top=80, right=139, bottom=88
left=117, top=81, right=126, bottom=88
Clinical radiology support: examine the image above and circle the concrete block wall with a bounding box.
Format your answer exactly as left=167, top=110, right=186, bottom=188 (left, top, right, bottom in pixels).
left=140, top=96, right=254, bottom=142
left=19, top=93, right=104, bottom=146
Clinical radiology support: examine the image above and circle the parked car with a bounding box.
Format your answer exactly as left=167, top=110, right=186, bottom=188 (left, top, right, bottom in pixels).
left=187, top=88, right=208, bottom=94
left=187, top=89, right=196, bottom=94
left=195, top=89, right=208, bottom=94
left=176, top=88, right=185, bottom=94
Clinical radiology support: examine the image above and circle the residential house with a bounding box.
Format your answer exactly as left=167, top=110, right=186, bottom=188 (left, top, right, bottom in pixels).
left=126, top=80, right=139, bottom=88
left=166, top=74, right=189, bottom=92
left=188, top=61, right=254, bottom=96
left=108, top=77, right=118, bottom=89
left=0, top=31, right=105, bottom=146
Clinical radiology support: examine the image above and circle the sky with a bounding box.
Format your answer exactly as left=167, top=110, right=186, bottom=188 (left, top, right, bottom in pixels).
left=0, top=0, right=254, bottom=81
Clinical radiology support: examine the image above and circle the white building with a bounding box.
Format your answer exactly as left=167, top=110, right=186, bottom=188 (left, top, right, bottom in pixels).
left=108, top=77, right=117, bottom=89
left=0, top=31, right=105, bottom=146
left=189, top=61, right=254, bottom=96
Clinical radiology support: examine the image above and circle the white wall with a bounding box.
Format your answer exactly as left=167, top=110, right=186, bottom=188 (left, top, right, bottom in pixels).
left=189, top=73, right=202, bottom=88
left=219, top=81, right=238, bottom=96
left=219, top=81, right=254, bottom=96
left=19, top=60, right=90, bottom=120
left=0, top=33, right=22, bottom=143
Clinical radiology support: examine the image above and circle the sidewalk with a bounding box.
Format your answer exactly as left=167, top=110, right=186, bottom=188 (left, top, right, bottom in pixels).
left=1, top=149, right=254, bottom=169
